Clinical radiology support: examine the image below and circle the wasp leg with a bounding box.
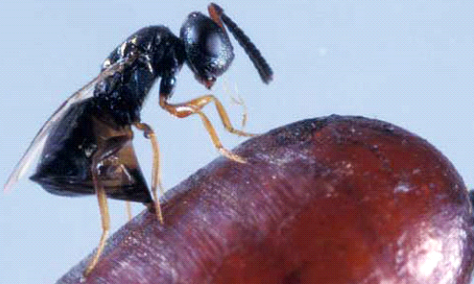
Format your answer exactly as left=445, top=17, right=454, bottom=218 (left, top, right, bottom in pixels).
left=223, top=80, right=249, bottom=129
left=160, top=94, right=255, bottom=137
left=134, top=122, right=164, bottom=224
left=84, top=160, right=110, bottom=276
left=159, top=94, right=247, bottom=163
left=84, top=135, right=130, bottom=277
left=125, top=201, right=132, bottom=221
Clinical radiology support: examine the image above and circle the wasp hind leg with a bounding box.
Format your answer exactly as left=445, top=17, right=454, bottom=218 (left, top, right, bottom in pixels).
left=134, top=122, right=164, bottom=224
left=83, top=158, right=110, bottom=276
left=83, top=135, right=130, bottom=277
left=125, top=201, right=133, bottom=221
left=159, top=93, right=251, bottom=163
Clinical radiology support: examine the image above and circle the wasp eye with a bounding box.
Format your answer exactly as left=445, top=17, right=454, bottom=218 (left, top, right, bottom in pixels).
left=180, top=12, right=234, bottom=87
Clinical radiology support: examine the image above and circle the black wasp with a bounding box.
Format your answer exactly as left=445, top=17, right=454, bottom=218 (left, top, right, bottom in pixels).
left=4, top=3, right=272, bottom=276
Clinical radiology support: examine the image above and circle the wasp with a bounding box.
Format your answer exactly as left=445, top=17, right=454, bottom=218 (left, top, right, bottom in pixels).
left=4, top=2, right=272, bottom=276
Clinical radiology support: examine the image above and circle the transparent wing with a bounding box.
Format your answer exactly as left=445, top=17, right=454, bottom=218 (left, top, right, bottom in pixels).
left=4, top=54, right=137, bottom=192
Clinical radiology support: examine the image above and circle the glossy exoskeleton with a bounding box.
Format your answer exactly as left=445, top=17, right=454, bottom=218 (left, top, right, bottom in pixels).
left=4, top=2, right=272, bottom=276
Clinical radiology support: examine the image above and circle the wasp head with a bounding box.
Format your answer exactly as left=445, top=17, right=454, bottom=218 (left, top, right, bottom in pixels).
left=180, top=12, right=234, bottom=89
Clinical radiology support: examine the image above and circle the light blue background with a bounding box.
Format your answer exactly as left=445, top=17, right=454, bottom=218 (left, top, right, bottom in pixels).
left=0, top=1, right=473, bottom=283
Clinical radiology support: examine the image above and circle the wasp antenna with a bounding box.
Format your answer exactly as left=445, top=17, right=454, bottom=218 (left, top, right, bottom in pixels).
left=209, top=3, right=273, bottom=84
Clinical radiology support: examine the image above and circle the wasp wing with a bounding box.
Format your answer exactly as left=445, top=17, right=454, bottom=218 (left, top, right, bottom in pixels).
left=4, top=54, right=137, bottom=192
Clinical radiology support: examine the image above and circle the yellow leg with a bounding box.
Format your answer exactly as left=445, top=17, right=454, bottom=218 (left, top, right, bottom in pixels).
left=134, top=122, right=164, bottom=224
left=159, top=94, right=249, bottom=163
left=195, top=110, right=246, bottom=163
left=160, top=94, right=256, bottom=137
left=125, top=201, right=132, bottom=221
left=223, top=81, right=248, bottom=129
left=84, top=162, right=110, bottom=277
